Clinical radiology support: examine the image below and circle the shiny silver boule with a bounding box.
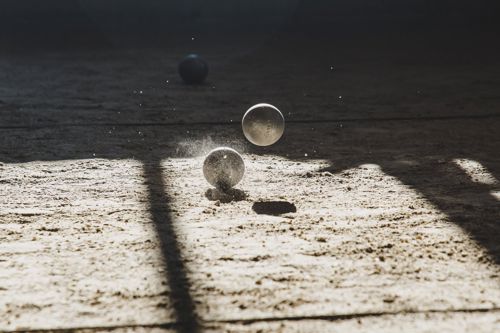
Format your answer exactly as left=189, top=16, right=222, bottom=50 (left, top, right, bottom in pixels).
left=203, top=147, right=245, bottom=190
left=242, top=103, right=285, bottom=146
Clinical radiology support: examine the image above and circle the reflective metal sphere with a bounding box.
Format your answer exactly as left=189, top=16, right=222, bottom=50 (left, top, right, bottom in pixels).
left=203, top=147, right=245, bottom=190
left=178, top=54, right=209, bottom=84
left=242, top=103, right=285, bottom=146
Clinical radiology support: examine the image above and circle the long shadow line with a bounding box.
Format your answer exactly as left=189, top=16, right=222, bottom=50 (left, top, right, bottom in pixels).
left=142, top=158, right=200, bottom=333
left=1, top=112, right=499, bottom=130
left=5, top=307, right=499, bottom=332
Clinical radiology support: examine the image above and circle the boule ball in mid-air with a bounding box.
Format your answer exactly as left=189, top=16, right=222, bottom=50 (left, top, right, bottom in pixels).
left=242, top=103, right=285, bottom=146
left=203, top=147, right=245, bottom=191
left=178, top=54, right=209, bottom=84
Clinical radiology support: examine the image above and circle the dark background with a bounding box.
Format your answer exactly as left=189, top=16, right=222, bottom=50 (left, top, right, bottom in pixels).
left=1, top=1, right=499, bottom=50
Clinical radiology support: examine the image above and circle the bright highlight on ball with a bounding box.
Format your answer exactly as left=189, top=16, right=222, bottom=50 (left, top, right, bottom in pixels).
left=203, top=147, right=245, bottom=191
left=242, top=103, right=285, bottom=146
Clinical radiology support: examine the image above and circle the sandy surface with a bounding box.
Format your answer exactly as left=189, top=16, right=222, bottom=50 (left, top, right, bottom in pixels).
left=0, top=38, right=499, bottom=332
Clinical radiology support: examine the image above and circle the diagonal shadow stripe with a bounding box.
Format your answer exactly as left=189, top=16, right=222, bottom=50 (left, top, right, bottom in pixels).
left=380, top=160, right=500, bottom=265
left=142, top=158, right=201, bottom=333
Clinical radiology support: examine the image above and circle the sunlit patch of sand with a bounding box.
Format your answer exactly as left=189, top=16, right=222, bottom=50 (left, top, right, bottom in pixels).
left=453, top=159, right=498, bottom=185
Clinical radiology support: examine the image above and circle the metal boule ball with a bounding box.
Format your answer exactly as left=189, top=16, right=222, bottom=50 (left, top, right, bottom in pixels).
left=242, top=103, right=285, bottom=146
left=178, top=54, right=209, bottom=84
left=203, top=147, right=245, bottom=191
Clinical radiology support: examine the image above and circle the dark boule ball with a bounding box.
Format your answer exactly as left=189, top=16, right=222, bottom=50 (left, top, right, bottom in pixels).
left=178, top=54, right=209, bottom=84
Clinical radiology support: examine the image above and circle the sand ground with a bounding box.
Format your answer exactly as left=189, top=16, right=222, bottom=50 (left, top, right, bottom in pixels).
left=0, top=37, right=499, bottom=332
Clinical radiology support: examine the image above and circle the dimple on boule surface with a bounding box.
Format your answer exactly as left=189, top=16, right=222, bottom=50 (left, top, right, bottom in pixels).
left=242, top=103, right=285, bottom=146
left=203, top=147, right=245, bottom=190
